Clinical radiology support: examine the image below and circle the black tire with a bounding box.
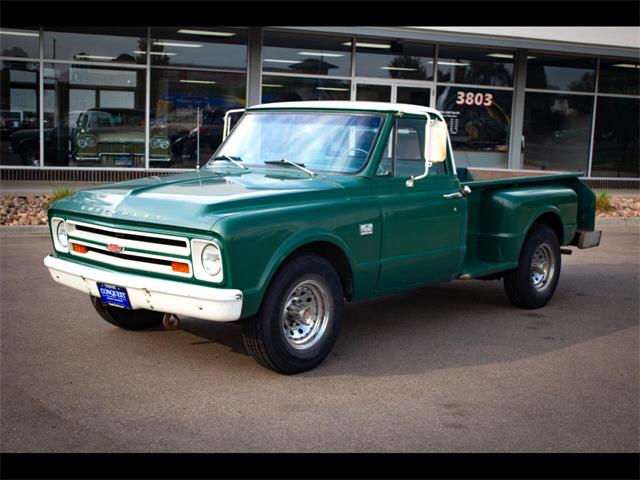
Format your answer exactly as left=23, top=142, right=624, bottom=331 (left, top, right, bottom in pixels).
left=19, top=143, right=39, bottom=166
left=91, top=296, right=164, bottom=330
left=503, top=223, right=561, bottom=309
left=242, top=254, right=344, bottom=374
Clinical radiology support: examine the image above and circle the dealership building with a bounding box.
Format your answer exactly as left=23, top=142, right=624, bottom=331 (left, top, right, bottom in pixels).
left=1, top=26, right=638, bottom=188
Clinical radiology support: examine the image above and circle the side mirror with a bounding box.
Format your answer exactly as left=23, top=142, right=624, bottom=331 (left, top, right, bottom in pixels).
left=406, top=118, right=449, bottom=187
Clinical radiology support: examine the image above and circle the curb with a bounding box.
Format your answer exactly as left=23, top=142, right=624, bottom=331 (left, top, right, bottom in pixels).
left=595, top=217, right=640, bottom=226
left=0, top=225, right=49, bottom=235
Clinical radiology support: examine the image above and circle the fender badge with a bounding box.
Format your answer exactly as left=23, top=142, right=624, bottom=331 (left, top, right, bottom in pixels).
left=106, top=244, right=125, bottom=253
left=359, top=223, right=373, bottom=236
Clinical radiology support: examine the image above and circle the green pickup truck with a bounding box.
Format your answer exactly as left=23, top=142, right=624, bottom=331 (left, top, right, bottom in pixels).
left=45, top=101, right=601, bottom=374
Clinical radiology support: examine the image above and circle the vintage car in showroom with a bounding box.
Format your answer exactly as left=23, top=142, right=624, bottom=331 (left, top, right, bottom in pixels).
left=73, top=108, right=171, bottom=167
left=44, top=101, right=601, bottom=374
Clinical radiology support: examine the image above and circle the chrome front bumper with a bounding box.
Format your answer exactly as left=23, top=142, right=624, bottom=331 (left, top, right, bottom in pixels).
left=44, top=255, right=243, bottom=322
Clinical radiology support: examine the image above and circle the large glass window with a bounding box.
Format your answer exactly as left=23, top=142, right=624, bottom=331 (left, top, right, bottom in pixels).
left=437, top=46, right=514, bottom=87
left=43, top=27, right=147, bottom=64
left=149, top=27, right=247, bottom=70
left=150, top=69, right=246, bottom=168
left=522, top=92, right=594, bottom=173
left=526, top=54, right=596, bottom=92
left=0, top=28, right=40, bottom=59
left=591, top=97, right=639, bottom=178
left=598, top=58, right=640, bottom=95
left=1, top=61, right=40, bottom=166
left=43, top=63, right=146, bottom=167
left=263, top=31, right=352, bottom=77
left=436, top=86, right=512, bottom=168
left=261, top=76, right=350, bottom=103
left=355, top=39, right=434, bottom=80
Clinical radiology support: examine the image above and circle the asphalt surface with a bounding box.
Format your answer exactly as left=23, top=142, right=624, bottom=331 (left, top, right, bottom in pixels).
left=1, top=222, right=638, bottom=452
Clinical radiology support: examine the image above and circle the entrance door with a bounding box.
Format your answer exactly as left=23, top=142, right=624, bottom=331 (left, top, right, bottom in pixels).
left=355, top=81, right=433, bottom=108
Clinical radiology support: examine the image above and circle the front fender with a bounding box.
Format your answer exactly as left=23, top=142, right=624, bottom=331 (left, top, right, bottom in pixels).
left=214, top=199, right=380, bottom=318
left=250, top=229, right=355, bottom=312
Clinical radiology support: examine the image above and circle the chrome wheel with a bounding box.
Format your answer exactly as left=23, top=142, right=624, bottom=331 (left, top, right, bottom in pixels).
left=281, top=279, right=331, bottom=350
left=530, top=243, right=555, bottom=291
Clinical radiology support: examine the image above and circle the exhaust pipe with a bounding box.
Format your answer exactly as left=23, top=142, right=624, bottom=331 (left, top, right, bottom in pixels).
left=162, top=313, right=181, bottom=330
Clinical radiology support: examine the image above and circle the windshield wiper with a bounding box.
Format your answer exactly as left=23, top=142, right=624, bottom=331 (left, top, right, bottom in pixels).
left=210, top=155, right=247, bottom=170
left=264, top=158, right=315, bottom=177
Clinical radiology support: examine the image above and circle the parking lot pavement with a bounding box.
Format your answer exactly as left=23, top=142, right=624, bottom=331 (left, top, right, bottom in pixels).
left=1, top=222, right=638, bottom=453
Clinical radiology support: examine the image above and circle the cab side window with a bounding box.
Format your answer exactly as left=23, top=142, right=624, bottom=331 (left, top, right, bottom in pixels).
left=377, top=117, right=448, bottom=178
left=395, top=123, right=425, bottom=178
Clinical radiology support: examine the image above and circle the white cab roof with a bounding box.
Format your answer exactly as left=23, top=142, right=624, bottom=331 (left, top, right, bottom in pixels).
left=248, top=101, right=443, bottom=118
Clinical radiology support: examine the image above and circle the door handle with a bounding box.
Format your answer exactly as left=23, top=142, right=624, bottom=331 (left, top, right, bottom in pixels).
left=443, top=192, right=463, bottom=199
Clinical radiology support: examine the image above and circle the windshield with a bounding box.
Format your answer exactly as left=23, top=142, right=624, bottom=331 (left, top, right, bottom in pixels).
left=89, top=110, right=145, bottom=128
left=209, top=112, right=383, bottom=174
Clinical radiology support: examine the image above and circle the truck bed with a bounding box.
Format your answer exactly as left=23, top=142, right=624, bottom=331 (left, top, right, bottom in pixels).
left=455, top=167, right=597, bottom=279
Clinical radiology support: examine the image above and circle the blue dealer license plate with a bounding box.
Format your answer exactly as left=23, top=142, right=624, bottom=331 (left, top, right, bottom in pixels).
left=97, top=283, right=132, bottom=309
left=114, top=155, right=132, bottom=166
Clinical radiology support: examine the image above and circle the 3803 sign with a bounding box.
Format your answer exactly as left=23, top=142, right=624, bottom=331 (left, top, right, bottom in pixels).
left=455, top=91, right=494, bottom=107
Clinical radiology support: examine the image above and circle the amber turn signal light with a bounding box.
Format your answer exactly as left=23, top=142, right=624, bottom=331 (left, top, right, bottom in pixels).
left=71, top=243, right=89, bottom=254
left=171, top=261, right=190, bottom=273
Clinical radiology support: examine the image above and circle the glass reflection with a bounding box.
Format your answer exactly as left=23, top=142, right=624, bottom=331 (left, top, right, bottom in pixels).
left=43, top=64, right=146, bottom=167
left=150, top=69, right=246, bottom=168
left=261, top=76, right=350, bottom=103
left=44, top=27, right=147, bottom=64
left=263, top=31, right=352, bottom=76
left=355, top=39, right=434, bottom=80
left=1, top=61, right=40, bottom=166
left=526, top=54, right=595, bottom=92
left=592, top=97, right=639, bottom=177
left=0, top=28, right=39, bottom=59
left=436, top=86, right=512, bottom=168
left=598, top=59, right=640, bottom=95
left=437, top=46, right=514, bottom=87
left=149, top=27, right=247, bottom=70
left=523, top=92, right=593, bottom=172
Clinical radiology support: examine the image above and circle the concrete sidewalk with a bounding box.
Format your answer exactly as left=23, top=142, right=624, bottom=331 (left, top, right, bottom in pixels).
left=0, top=181, right=100, bottom=196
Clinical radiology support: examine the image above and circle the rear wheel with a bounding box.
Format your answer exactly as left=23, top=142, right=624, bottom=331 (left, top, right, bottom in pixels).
left=91, top=297, right=164, bottom=330
left=503, top=224, right=561, bottom=309
left=242, top=254, right=344, bottom=374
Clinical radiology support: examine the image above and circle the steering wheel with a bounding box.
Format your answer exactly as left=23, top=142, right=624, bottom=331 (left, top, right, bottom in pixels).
left=337, top=147, right=369, bottom=165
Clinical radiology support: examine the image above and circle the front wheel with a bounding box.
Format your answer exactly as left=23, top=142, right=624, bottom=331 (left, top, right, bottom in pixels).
left=503, top=224, right=561, bottom=309
left=242, top=254, right=344, bottom=374
left=91, top=297, right=164, bottom=330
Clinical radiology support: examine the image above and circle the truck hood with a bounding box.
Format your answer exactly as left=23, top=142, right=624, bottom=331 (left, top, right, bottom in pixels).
left=50, top=167, right=347, bottom=232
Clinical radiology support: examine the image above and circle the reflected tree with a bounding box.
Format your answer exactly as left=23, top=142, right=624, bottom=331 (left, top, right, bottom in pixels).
left=387, top=55, right=427, bottom=79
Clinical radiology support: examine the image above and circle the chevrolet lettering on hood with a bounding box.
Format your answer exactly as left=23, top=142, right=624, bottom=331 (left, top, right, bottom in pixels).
left=79, top=204, right=166, bottom=220
left=43, top=100, right=601, bottom=375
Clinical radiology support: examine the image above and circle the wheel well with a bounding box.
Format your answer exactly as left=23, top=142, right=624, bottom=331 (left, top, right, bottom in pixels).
left=533, top=212, right=564, bottom=244
left=289, top=241, right=353, bottom=300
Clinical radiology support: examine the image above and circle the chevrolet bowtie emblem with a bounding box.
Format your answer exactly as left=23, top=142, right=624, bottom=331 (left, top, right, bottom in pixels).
left=106, top=244, right=125, bottom=253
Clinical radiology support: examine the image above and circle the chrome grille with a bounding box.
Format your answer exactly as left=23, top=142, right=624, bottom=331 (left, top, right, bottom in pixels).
left=66, top=220, right=192, bottom=278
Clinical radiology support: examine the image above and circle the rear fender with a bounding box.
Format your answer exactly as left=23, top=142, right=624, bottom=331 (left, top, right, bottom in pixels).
left=477, top=187, right=577, bottom=264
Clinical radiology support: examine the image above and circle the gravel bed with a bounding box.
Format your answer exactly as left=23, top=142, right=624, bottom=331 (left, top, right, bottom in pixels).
left=1, top=194, right=639, bottom=226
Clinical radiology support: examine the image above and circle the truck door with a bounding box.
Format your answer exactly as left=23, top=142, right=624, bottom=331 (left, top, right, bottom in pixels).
left=373, top=117, right=466, bottom=293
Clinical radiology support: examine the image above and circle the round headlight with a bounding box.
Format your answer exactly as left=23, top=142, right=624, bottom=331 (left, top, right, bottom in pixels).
left=56, top=221, right=68, bottom=248
left=77, top=136, right=97, bottom=149
left=201, top=244, right=221, bottom=276
left=151, top=137, right=170, bottom=150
